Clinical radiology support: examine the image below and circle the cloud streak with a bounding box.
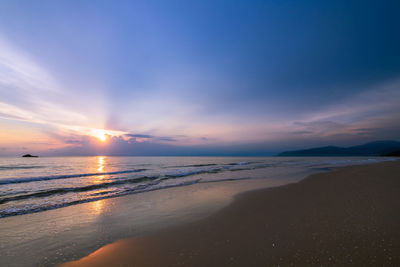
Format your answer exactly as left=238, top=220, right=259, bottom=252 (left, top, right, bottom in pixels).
left=0, top=37, right=60, bottom=93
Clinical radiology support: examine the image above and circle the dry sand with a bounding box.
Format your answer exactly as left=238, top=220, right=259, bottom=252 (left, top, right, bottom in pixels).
left=61, top=160, right=400, bottom=266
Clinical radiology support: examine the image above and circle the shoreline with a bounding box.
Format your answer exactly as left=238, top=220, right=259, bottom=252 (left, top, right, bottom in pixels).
left=2, top=158, right=316, bottom=267
left=61, top=160, right=400, bottom=266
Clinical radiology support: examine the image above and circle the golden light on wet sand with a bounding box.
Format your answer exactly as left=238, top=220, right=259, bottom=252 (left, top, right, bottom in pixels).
left=91, top=199, right=105, bottom=215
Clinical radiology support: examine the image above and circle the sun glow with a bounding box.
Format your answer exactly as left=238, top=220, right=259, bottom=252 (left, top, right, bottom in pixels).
left=98, top=134, right=107, bottom=142
left=91, top=129, right=110, bottom=142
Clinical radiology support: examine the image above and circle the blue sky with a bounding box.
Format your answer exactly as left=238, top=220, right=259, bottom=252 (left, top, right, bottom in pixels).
left=0, top=0, right=399, bottom=156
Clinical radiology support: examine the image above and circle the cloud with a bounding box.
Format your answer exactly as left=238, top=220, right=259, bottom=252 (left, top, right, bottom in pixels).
left=158, top=137, right=176, bottom=142
left=291, top=131, right=313, bottom=135
left=124, top=133, right=178, bottom=143
left=0, top=35, right=84, bottom=126
left=283, top=80, right=400, bottom=138
left=64, top=139, right=84, bottom=145
left=0, top=36, right=60, bottom=93
left=124, top=134, right=154, bottom=138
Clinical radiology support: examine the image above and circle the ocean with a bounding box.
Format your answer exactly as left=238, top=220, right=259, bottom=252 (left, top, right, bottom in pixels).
left=0, top=156, right=393, bottom=218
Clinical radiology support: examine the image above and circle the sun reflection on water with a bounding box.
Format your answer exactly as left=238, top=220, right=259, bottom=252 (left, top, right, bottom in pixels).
left=97, top=156, right=105, bottom=172
left=94, top=156, right=106, bottom=185
left=88, top=157, right=108, bottom=215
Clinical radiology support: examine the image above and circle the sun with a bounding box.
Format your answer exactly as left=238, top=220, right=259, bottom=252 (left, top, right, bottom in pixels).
left=90, top=129, right=114, bottom=143
left=98, top=133, right=107, bottom=142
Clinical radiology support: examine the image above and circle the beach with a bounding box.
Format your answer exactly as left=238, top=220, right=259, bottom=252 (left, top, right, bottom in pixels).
left=61, top=160, right=400, bottom=266
left=2, top=1, right=399, bottom=266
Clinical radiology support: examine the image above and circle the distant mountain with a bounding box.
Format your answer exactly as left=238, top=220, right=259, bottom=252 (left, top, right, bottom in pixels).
left=381, top=149, right=400, bottom=157
left=278, top=140, right=400, bottom=157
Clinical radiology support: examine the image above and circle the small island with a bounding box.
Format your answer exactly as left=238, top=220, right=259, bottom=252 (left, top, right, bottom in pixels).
left=22, top=154, right=39, bottom=158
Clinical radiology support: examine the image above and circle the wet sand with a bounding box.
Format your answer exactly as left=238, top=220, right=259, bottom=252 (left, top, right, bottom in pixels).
left=61, top=160, right=400, bottom=266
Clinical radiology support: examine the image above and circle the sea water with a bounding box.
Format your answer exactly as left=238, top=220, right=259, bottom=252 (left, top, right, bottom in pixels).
left=0, top=156, right=393, bottom=218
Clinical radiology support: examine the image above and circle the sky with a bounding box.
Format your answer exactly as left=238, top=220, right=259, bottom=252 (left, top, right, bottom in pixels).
left=0, top=0, right=399, bottom=156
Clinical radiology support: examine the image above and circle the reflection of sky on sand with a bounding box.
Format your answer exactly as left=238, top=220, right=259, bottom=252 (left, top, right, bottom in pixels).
left=59, top=239, right=133, bottom=267
left=57, top=178, right=294, bottom=267
left=154, top=184, right=232, bottom=216
left=90, top=199, right=106, bottom=215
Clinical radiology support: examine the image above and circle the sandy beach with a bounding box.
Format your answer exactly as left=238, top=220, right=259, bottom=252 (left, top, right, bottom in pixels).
left=2, top=1, right=399, bottom=266
left=60, top=160, right=400, bottom=266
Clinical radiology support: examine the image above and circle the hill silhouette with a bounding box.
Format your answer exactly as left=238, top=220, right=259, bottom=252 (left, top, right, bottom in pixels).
left=278, top=140, right=400, bottom=156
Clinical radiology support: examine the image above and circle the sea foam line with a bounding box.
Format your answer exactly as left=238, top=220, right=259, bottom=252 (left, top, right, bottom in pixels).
left=0, top=165, right=45, bottom=171
left=0, top=169, right=147, bottom=185
left=0, top=175, right=160, bottom=204
left=0, top=176, right=260, bottom=218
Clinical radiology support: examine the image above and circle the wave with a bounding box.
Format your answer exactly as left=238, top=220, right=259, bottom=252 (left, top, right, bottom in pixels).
left=166, top=161, right=258, bottom=169
left=0, top=175, right=160, bottom=204
left=164, top=163, right=270, bottom=177
left=0, top=169, right=147, bottom=185
left=164, top=168, right=222, bottom=178
left=0, top=165, right=44, bottom=171
left=0, top=178, right=202, bottom=218
left=166, top=163, right=218, bottom=168
left=0, top=161, right=275, bottom=218
left=0, top=175, right=266, bottom=218
left=0, top=164, right=275, bottom=203
left=227, top=161, right=250, bottom=165
left=325, top=158, right=395, bottom=165
left=227, top=163, right=275, bottom=172
left=0, top=165, right=273, bottom=202
left=199, top=177, right=254, bottom=183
